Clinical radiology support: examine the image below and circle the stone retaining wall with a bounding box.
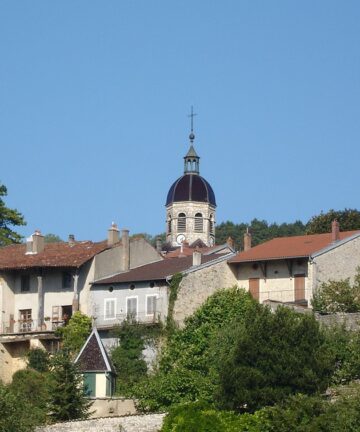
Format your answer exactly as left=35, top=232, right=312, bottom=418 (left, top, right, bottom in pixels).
left=36, top=413, right=165, bottom=432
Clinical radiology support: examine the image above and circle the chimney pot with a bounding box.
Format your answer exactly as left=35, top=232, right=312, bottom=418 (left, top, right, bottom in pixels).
left=68, top=234, right=75, bottom=245
left=107, top=223, right=120, bottom=246
left=156, top=237, right=162, bottom=253
left=32, top=230, right=45, bottom=254
left=226, top=236, right=235, bottom=250
left=331, top=219, right=340, bottom=242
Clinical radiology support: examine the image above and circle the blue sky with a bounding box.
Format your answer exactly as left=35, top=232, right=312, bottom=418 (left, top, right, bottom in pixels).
left=1, top=1, right=359, bottom=241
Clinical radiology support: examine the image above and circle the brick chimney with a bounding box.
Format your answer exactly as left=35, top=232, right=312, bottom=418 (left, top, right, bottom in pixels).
left=107, top=222, right=120, bottom=246
left=226, top=236, right=235, bottom=250
left=332, top=219, right=340, bottom=242
left=192, top=249, right=202, bottom=266
left=244, top=228, right=252, bottom=251
left=32, top=230, right=45, bottom=254
left=121, top=229, right=130, bottom=271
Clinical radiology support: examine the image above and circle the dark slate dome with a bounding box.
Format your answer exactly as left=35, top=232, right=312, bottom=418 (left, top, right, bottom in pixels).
left=166, top=174, right=216, bottom=206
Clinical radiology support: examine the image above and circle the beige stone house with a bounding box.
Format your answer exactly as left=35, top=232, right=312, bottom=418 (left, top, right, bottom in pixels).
left=0, top=225, right=161, bottom=383
left=228, top=221, right=360, bottom=306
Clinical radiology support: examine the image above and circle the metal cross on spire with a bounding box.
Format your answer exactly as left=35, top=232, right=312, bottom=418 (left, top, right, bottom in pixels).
left=188, top=106, right=197, bottom=132
left=188, top=106, right=197, bottom=143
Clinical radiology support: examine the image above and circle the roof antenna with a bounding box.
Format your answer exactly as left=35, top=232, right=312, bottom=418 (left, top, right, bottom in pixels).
left=188, top=106, right=197, bottom=144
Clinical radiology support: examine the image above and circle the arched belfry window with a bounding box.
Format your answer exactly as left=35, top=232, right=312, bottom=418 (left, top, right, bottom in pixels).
left=195, top=213, right=203, bottom=232
left=178, top=213, right=186, bottom=232
left=210, top=214, right=215, bottom=234
left=167, top=215, right=172, bottom=234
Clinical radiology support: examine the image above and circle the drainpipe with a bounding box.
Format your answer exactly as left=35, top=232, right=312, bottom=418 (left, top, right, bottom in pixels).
left=37, top=272, right=44, bottom=329
left=72, top=271, right=79, bottom=312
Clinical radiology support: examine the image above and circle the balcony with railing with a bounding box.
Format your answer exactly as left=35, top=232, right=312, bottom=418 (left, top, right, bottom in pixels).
left=94, top=310, right=163, bottom=330
left=0, top=319, right=66, bottom=335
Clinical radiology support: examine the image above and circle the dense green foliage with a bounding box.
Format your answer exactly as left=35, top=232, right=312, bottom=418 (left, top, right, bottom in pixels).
left=207, top=219, right=306, bottom=250
left=44, top=233, right=63, bottom=243
left=166, top=272, right=182, bottom=331
left=0, top=382, right=39, bottom=432
left=312, top=270, right=360, bottom=313
left=111, top=320, right=148, bottom=395
left=0, top=183, right=26, bottom=246
left=9, top=369, right=49, bottom=425
left=306, top=208, right=360, bottom=234
left=27, top=347, right=50, bottom=372
left=56, top=311, right=92, bottom=356
left=216, top=306, right=333, bottom=412
left=48, top=350, right=92, bottom=421
left=135, top=288, right=256, bottom=411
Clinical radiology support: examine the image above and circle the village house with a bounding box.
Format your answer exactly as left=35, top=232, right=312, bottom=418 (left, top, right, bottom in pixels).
left=0, top=224, right=161, bottom=383
left=228, top=221, right=360, bottom=306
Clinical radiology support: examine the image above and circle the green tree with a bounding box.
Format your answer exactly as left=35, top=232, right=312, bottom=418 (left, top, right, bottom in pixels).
left=312, top=270, right=360, bottom=313
left=0, top=382, right=38, bottom=432
left=306, top=208, right=360, bottom=234
left=216, top=306, right=333, bottom=412
left=44, top=233, right=63, bottom=243
left=56, top=311, right=92, bottom=356
left=0, top=183, right=26, bottom=246
left=111, top=319, right=148, bottom=395
left=135, top=288, right=256, bottom=411
left=48, top=350, right=92, bottom=421
left=9, top=369, right=49, bottom=425
left=26, top=347, right=50, bottom=372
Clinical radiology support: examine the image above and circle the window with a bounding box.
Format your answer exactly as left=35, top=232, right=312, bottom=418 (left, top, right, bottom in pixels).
left=167, top=215, right=172, bottom=234
left=104, top=298, right=116, bottom=320
left=177, top=213, right=186, bottom=232
left=194, top=213, right=203, bottom=232
left=209, top=214, right=215, bottom=235
left=21, top=275, right=30, bottom=292
left=62, top=272, right=72, bottom=288
left=126, top=297, right=137, bottom=320
left=146, top=295, right=157, bottom=316
left=19, top=309, right=32, bottom=332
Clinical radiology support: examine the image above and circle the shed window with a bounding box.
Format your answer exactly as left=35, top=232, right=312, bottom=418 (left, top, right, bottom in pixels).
left=177, top=213, right=186, bottom=232
left=194, top=213, right=203, bottom=232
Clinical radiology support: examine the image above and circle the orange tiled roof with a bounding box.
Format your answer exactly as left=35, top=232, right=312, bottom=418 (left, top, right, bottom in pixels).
left=228, top=231, right=360, bottom=263
left=0, top=241, right=111, bottom=270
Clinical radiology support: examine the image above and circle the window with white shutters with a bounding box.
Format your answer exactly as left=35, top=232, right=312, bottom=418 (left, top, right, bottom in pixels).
left=126, top=297, right=138, bottom=320
left=146, top=295, right=157, bottom=315
left=104, top=298, right=116, bottom=319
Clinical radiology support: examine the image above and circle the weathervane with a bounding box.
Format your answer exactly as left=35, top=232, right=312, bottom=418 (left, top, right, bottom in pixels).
left=188, top=106, right=197, bottom=143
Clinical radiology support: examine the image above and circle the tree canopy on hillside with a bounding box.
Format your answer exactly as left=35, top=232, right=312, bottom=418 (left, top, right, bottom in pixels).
left=0, top=183, right=26, bottom=246
left=306, top=208, right=360, bottom=234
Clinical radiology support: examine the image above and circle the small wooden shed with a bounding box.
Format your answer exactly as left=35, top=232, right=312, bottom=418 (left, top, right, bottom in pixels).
left=75, top=327, right=116, bottom=397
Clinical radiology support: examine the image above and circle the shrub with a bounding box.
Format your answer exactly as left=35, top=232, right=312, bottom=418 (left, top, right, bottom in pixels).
left=215, top=306, right=333, bottom=412
left=56, top=311, right=92, bottom=356
left=27, top=347, right=49, bottom=372
left=312, top=270, right=360, bottom=313
left=135, top=288, right=256, bottom=411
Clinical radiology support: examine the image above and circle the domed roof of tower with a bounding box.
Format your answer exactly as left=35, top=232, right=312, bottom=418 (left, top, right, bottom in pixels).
left=166, top=173, right=216, bottom=206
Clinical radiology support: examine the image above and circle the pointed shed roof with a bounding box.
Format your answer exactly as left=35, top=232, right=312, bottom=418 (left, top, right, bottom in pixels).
left=75, top=327, right=115, bottom=373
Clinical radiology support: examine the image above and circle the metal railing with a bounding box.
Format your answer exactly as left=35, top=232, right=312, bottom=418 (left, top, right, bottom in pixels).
left=93, top=311, right=163, bottom=329
left=0, top=319, right=65, bottom=335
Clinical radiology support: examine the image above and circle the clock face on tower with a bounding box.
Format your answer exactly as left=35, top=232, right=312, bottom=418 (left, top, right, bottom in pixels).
left=176, top=234, right=186, bottom=245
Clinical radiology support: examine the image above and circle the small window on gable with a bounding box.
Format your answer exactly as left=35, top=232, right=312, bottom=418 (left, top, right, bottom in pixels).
left=104, top=298, right=116, bottom=320
left=21, top=275, right=30, bottom=292
left=178, top=213, right=186, bottom=232
left=194, top=213, right=203, bottom=232
left=62, top=272, right=72, bottom=289
left=146, top=295, right=157, bottom=316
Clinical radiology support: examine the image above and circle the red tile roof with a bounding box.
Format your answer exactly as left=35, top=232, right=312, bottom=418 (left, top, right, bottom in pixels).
left=228, top=231, right=360, bottom=263
left=0, top=241, right=111, bottom=270
left=94, top=254, right=222, bottom=285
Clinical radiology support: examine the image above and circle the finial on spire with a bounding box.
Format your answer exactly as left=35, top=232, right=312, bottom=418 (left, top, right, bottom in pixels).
left=188, top=106, right=197, bottom=143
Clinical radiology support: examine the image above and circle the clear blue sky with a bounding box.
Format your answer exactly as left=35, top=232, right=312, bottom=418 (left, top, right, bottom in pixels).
left=1, top=1, right=359, bottom=241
